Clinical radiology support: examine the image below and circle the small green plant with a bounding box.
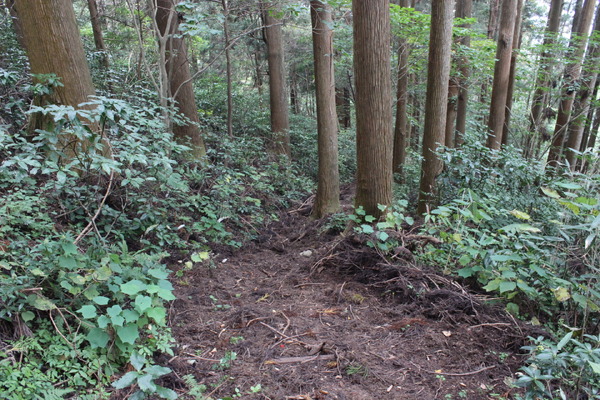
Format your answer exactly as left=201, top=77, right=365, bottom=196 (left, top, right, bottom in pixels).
left=229, top=336, right=245, bottom=345
left=346, top=363, right=369, bottom=377
left=516, top=332, right=600, bottom=400
left=209, top=295, right=231, bottom=311
left=112, top=352, right=176, bottom=399
left=213, top=351, right=237, bottom=370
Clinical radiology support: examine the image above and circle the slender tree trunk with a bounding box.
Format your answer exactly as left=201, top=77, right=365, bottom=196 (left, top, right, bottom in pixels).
left=487, top=0, right=501, bottom=40
left=353, top=0, right=393, bottom=218
left=455, top=0, right=472, bottom=147
left=564, top=3, right=600, bottom=169
left=310, top=0, right=340, bottom=218
left=155, top=0, right=207, bottom=160
left=445, top=77, right=459, bottom=148
left=222, top=0, right=233, bottom=137
left=501, top=0, right=524, bottom=147
left=262, top=1, right=291, bottom=158
left=336, top=87, right=352, bottom=128
left=546, top=0, right=596, bottom=170
left=17, top=0, right=102, bottom=159
left=393, top=0, right=410, bottom=177
left=486, top=0, right=518, bottom=150
left=530, top=0, right=564, bottom=135
left=580, top=76, right=599, bottom=151
left=87, top=0, right=110, bottom=70
left=417, top=0, right=455, bottom=214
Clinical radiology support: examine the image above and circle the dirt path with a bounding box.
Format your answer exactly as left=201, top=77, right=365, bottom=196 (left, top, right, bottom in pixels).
left=164, top=207, right=539, bottom=399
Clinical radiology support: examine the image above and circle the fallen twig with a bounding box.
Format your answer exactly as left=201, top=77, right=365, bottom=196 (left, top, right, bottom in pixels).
left=411, top=362, right=495, bottom=376
left=264, top=354, right=335, bottom=365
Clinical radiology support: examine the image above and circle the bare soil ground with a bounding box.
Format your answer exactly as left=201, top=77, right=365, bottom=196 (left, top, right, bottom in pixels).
left=160, top=194, right=545, bottom=400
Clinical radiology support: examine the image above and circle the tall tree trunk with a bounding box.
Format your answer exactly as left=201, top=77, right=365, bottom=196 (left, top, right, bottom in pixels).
left=454, top=0, right=472, bottom=147
left=444, top=77, right=459, bottom=148
left=579, top=76, right=599, bottom=151
left=501, top=0, right=524, bottom=147
left=530, top=0, right=564, bottom=130
left=353, top=0, right=393, bottom=218
left=564, top=3, right=600, bottom=169
left=17, top=0, right=102, bottom=159
left=155, top=0, right=207, bottom=160
left=310, top=0, right=340, bottom=218
left=546, top=0, right=596, bottom=170
left=87, top=0, right=110, bottom=70
left=486, top=0, right=518, bottom=150
left=487, top=0, right=501, bottom=40
left=393, top=0, right=410, bottom=177
left=222, top=0, right=233, bottom=137
left=262, top=1, right=291, bottom=158
left=336, top=87, right=352, bottom=128
left=417, top=0, right=455, bottom=214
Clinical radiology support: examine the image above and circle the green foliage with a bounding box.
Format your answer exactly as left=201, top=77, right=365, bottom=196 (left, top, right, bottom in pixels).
left=516, top=332, right=600, bottom=400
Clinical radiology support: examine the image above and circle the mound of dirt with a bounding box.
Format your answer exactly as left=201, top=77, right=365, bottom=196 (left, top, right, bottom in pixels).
left=155, top=206, right=545, bottom=400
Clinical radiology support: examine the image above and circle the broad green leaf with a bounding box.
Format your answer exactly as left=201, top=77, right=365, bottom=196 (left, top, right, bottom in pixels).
left=117, top=324, right=140, bottom=344
left=79, top=305, right=97, bottom=319
left=147, top=307, right=166, bottom=325
left=556, top=331, right=573, bottom=351
left=111, top=315, right=125, bottom=327
left=29, top=295, right=56, bottom=311
left=148, top=268, right=169, bottom=280
left=123, top=309, right=140, bottom=323
left=589, top=361, right=600, bottom=374
left=87, top=328, right=110, bottom=348
left=137, top=374, right=156, bottom=392
left=112, top=371, right=138, bottom=389
left=510, top=210, right=531, bottom=220
left=541, top=187, right=561, bottom=199
left=555, top=181, right=582, bottom=190
left=499, top=224, right=541, bottom=234
left=130, top=352, right=146, bottom=371
left=93, top=296, right=110, bottom=305
left=21, top=311, right=35, bottom=322
left=585, top=233, right=596, bottom=249
left=552, top=287, right=571, bottom=302
left=121, top=280, right=147, bottom=296
left=97, top=315, right=111, bottom=329
left=190, top=252, right=209, bottom=263
left=360, top=224, right=374, bottom=234
left=155, top=386, right=177, bottom=400
left=135, top=295, right=152, bottom=314
left=30, top=268, right=45, bottom=277
left=107, top=305, right=123, bottom=318
left=61, top=241, right=78, bottom=255
left=458, top=254, right=471, bottom=266
left=499, top=281, right=516, bottom=293
left=364, top=215, right=376, bottom=223
left=157, top=288, right=176, bottom=301
left=58, top=256, right=78, bottom=269
left=378, top=231, right=389, bottom=241
left=457, top=267, right=474, bottom=278
left=145, top=365, right=172, bottom=377
left=491, top=254, right=523, bottom=262
left=92, top=266, right=112, bottom=281
left=483, top=279, right=500, bottom=292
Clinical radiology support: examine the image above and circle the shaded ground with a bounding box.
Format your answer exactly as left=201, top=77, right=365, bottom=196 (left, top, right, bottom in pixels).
left=161, top=195, right=544, bottom=400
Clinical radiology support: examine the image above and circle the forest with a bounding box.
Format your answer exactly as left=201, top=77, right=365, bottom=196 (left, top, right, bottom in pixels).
left=0, top=0, right=599, bottom=399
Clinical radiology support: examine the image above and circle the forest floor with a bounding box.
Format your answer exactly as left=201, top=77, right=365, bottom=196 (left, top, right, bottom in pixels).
left=160, top=189, right=546, bottom=400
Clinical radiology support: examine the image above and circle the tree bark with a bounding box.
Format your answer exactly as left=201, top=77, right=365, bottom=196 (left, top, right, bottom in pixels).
left=17, top=0, right=101, bottom=159
left=262, top=1, right=291, bottom=158
left=564, top=2, right=600, bottom=169
left=336, top=87, right=352, bottom=128
left=579, top=76, right=599, bottom=152
left=155, top=0, right=207, bottom=160
left=546, top=0, right=596, bottom=170
left=417, top=0, right=455, bottom=214
left=393, top=0, right=411, bottom=177
left=445, top=77, right=459, bottom=148
left=87, top=0, right=110, bottom=70
left=221, top=0, right=233, bottom=137
left=310, top=0, right=340, bottom=218
left=501, top=0, right=524, bottom=147
left=353, top=0, right=393, bottom=218
left=486, top=0, right=517, bottom=150
left=529, top=0, right=564, bottom=134
left=454, top=0, right=472, bottom=147
left=487, top=0, right=501, bottom=40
